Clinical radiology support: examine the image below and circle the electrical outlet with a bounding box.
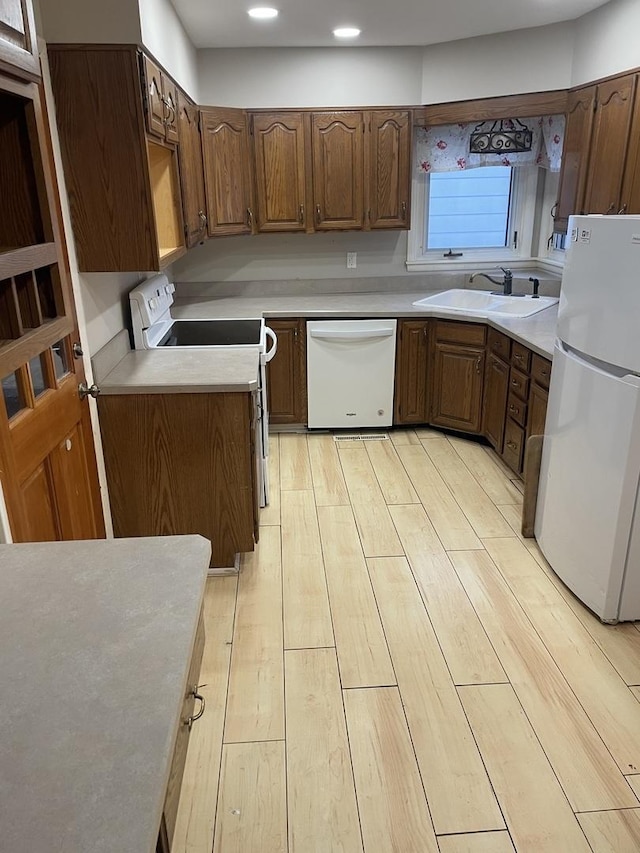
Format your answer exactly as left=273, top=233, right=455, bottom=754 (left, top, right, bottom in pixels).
left=347, top=252, right=357, bottom=269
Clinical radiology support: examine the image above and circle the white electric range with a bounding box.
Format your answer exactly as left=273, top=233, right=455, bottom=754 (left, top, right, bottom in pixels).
left=129, top=275, right=277, bottom=507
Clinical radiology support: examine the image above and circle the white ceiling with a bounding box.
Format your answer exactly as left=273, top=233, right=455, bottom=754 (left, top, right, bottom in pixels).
left=171, top=0, right=611, bottom=49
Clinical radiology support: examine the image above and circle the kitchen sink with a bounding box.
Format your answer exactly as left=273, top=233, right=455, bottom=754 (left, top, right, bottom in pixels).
left=412, top=289, right=558, bottom=318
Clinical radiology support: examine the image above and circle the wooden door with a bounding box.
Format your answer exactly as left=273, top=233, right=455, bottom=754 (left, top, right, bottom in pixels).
left=527, top=382, right=549, bottom=440
left=483, top=353, right=509, bottom=452
left=177, top=92, right=207, bottom=248
left=394, top=319, right=428, bottom=424
left=0, top=73, right=104, bottom=542
left=620, top=75, right=640, bottom=214
left=430, top=343, right=485, bottom=434
left=201, top=107, right=253, bottom=236
left=367, top=110, right=411, bottom=229
left=142, top=54, right=166, bottom=140
left=311, top=111, right=364, bottom=230
left=554, top=86, right=596, bottom=232
left=162, top=74, right=179, bottom=145
left=251, top=112, right=309, bottom=232
left=583, top=74, right=636, bottom=215
left=0, top=0, right=39, bottom=81
left=266, top=318, right=306, bottom=425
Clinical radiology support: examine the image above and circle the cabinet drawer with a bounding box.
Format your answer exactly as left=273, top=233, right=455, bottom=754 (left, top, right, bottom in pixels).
left=511, top=341, right=531, bottom=372
left=487, top=328, right=511, bottom=363
left=507, top=393, right=527, bottom=428
left=503, top=418, right=525, bottom=474
left=531, top=353, right=552, bottom=389
left=509, top=367, right=530, bottom=401
left=434, top=320, right=486, bottom=346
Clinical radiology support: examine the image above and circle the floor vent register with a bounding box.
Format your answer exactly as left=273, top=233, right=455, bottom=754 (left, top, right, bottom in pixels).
left=333, top=433, right=390, bottom=442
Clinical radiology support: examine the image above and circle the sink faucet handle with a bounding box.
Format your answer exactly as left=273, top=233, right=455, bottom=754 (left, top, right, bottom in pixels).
left=499, top=267, right=513, bottom=295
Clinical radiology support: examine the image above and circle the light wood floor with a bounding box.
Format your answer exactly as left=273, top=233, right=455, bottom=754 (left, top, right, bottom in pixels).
left=173, top=429, right=640, bottom=853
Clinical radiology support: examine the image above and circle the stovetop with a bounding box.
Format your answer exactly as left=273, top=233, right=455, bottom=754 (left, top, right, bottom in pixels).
left=157, top=319, right=263, bottom=348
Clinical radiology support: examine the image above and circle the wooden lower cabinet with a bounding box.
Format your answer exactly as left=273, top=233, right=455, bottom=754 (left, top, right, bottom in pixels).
left=394, top=319, right=429, bottom=424
left=430, top=321, right=486, bottom=434
left=157, top=609, right=206, bottom=852
left=483, top=352, right=510, bottom=452
left=97, top=392, right=258, bottom=568
left=266, top=318, right=307, bottom=425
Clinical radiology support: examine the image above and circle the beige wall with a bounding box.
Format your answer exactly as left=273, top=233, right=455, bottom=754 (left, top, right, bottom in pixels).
left=138, top=0, right=199, bottom=99
left=572, top=0, right=640, bottom=86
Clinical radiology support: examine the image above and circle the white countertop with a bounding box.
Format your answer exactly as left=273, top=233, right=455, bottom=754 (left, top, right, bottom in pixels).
left=0, top=535, right=211, bottom=853
left=172, top=290, right=558, bottom=359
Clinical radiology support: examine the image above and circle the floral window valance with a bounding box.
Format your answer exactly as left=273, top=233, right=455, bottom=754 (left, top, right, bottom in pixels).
left=415, top=114, right=565, bottom=173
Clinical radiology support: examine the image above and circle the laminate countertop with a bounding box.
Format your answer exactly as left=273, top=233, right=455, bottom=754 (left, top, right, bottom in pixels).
left=0, top=535, right=211, bottom=853
left=173, top=290, right=558, bottom=359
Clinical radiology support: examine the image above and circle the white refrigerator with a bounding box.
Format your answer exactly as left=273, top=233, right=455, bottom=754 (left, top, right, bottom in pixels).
left=536, top=214, right=640, bottom=622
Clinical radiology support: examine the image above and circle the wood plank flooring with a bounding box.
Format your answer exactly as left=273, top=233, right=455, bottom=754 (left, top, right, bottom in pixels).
left=174, top=428, right=640, bottom=853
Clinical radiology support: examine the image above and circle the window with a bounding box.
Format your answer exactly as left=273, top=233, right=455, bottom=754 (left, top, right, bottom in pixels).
left=407, top=165, right=542, bottom=271
left=427, top=167, right=512, bottom=250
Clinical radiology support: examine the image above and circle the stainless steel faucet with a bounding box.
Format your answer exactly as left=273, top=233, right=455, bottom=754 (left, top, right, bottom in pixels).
left=469, top=267, right=513, bottom=295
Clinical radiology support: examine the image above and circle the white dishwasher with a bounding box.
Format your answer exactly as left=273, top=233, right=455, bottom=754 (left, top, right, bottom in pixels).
left=306, top=319, right=397, bottom=428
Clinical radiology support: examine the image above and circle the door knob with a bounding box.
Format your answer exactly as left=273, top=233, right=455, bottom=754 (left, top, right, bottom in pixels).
left=73, top=342, right=84, bottom=358
left=78, top=382, right=100, bottom=400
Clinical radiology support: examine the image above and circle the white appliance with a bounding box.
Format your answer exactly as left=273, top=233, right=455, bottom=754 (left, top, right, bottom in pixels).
left=129, top=275, right=277, bottom=507
left=536, top=214, right=640, bottom=622
left=306, top=319, right=397, bottom=429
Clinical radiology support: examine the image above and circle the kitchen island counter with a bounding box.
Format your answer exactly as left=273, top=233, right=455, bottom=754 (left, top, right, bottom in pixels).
left=0, top=535, right=211, bottom=853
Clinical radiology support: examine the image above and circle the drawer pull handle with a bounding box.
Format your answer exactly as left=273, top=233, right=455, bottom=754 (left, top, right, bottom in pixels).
left=506, top=440, right=518, bottom=450
left=514, top=354, right=523, bottom=362
left=509, top=405, right=518, bottom=413
left=540, top=369, right=549, bottom=377
left=186, top=688, right=206, bottom=730
left=511, top=379, right=519, bottom=386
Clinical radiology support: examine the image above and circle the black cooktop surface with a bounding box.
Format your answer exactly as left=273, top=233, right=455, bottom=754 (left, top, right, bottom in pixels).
left=158, top=319, right=262, bottom=347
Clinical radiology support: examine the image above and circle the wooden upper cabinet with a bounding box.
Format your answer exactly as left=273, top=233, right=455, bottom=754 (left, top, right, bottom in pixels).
left=311, top=111, right=365, bottom=230
left=201, top=107, right=253, bottom=237
left=583, top=74, right=636, bottom=216
left=0, top=0, right=39, bottom=80
left=367, top=110, right=411, bottom=229
left=142, top=55, right=179, bottom=145
left=251, top=112, right=309, bottom=232
left=177, top=91, right=207, bottom=248
left=554, top=86, right=596, bottom=231
left=621, top=77, right=640, bottom=214
left=48, top=46, right=185, bottom=272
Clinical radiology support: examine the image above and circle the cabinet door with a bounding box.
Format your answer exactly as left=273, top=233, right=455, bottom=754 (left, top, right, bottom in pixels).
left=430, top=343, right=485, bottom=434
left=142, top=54, right=166, bottom=140
left=394, top=319, right=428, bottom=424
left=162, top=74, right=179, bottom=145
left=483, top=353, right=509, bottom=452
left=368, top=110, right=411, bottom=229
left=266, top=318, right=306, bottom=425
left=201, top=108, right=253, bottom=236
left=554, top=86, right=596, bottom=232
left=0, top=0, right=39, bottom=80
left=251, top=112, right=308, bottom=232
left=583, top=74, right=636, bottom=215
left=311, top=111, right=364, bottom=230
left=527, top=381, right=549, bottom=439
left=177, top=92, right=207, bottom=248
left=620, top=76, right=640, bottom=214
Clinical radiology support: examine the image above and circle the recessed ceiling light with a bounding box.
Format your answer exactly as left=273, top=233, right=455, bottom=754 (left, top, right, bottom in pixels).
left=333, top=26, right=361, bottom=39
left=248, top=6, right=278, bottom=19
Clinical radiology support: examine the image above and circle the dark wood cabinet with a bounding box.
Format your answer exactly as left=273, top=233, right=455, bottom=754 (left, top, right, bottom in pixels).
left=251, top=111, right=309, bottom=232
left=266, top=318, right=307, bottom=425
left=483, top=352, right=510, bottom=452
left=201, top=107, right=254, bottom=237
left=48, top=45, right=185, bottom=272
left=555, top=87, right=596, bottom=231
left=430, top=321, right=486, bottom=434
left=527, top=381, right=549, bottom=439
left=0, top=0, right=39, bottom=81
left=142, top=54, right=178, bottom=145
left=311, top=111, right=365, bottom=230
left=368, top=110, right=412, bottom=229
left=583, top=74, right=636, bottom=216
left=177, top=91, right=207, bottom=248
left=621, top=79, right=640, bottom=214
left=98, top=391, right=258, bottom=568
left=394, top=319, right=429, bottom=424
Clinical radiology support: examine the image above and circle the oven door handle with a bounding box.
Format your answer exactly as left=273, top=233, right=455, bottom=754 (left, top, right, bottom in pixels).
left=264, top=326, right=278, bottom=362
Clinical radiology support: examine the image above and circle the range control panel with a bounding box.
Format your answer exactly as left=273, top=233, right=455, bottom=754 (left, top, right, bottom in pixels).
left=129, top=274, right=176, bottom=331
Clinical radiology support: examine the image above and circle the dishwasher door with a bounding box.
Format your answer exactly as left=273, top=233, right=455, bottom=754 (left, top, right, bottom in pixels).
left=306, top=319, right=397, bottom=428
